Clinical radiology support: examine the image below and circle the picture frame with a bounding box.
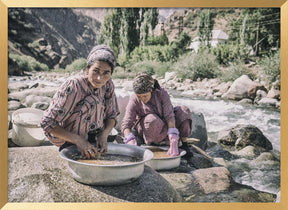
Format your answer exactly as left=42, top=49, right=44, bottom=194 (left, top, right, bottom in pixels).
left=1, top=0, right=287, bottom=209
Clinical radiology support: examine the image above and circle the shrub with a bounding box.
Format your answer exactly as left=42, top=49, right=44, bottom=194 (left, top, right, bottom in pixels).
left=112, top=66, right=136, bottom=79
left=122, top=60, right=171, bottom=78
left=9, top=54, right=49, bottom=72
left=212, top=43, right=252, bottom=65
left=174, top=50, right=219, bottom=81
left=260, top=49, right=280, bottom=83
left=147, top=34, right=169, bottom=46
left=219, top=60, right=256, bottom=82
left=130, top=45, right=174, bottom=63
left=65, top=58, right=86, bottom=72
left=129, top=61, right=157, bottom=75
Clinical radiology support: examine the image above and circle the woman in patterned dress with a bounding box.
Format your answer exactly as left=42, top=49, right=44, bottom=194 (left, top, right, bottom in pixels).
left=121, top=72, right=193, bottom=158
left=41, top=45, right=119, bottom=159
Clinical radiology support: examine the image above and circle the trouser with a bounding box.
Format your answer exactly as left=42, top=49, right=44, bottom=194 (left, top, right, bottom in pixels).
left=135, top=105, right=192, bottom=145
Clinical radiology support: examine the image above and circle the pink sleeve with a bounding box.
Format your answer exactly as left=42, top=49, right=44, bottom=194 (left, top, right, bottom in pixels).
left=41, top=78, right=80, bottom=133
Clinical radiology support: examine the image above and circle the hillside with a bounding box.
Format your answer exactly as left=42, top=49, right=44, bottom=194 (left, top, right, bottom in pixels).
left=8, top=8, right=100, bottom=73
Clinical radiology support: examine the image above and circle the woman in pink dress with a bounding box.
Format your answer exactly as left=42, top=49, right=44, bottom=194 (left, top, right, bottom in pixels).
left=121, top=72, right=193, bottom=158
left=41, top=45, right=119, bottom=159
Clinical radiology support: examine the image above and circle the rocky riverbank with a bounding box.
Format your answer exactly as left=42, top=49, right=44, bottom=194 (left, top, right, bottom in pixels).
left=7, top=71, right=280, bottom=202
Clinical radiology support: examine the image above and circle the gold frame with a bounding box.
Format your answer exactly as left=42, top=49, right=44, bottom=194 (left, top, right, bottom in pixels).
left=1, top=0, right=287, bottom=209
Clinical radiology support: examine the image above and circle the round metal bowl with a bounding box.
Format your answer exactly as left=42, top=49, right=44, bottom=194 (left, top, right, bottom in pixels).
left=59, top=143, right=153, bottom=186
left=143, top=146, right=186, bottom=171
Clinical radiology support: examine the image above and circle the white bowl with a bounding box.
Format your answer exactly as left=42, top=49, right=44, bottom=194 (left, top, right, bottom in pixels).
left=11, top=108, right=46, bottom=146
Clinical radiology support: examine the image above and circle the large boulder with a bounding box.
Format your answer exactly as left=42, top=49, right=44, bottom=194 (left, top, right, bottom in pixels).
left=222, top=75, right=267, bottom=101
left=8, top=146, right=181, bottom=202
left=217, top=124, right=273, bottom=151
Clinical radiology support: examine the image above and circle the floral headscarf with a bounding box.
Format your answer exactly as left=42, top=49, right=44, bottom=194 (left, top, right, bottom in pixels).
left=87, top=44, right=117, bottom=72
left=133, top=72, right=155, bottom=94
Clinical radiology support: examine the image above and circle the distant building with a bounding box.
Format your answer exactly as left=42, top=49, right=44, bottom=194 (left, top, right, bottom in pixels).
left=189, top=29, right=229, bottom=52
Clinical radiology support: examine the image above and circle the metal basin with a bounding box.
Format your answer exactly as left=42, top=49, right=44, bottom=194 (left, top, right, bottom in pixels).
left=143, top=146, right=186, bottom=171
left=59, top=143, right=153, bottom=186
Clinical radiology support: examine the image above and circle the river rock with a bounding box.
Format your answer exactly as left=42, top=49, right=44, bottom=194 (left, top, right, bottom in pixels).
left=31, top=102, right=50, bottom=110
left=251, top=152, right=278, bottom=163
left=8, top=87, right=58, bottom=103
left=230, top=145, right=264, bottom=159
left=217, top=124, right=273, bottom=151
left=24, top=95, right=52, bottom=107
left=190, top=112, right=208, bottom=150
left=213, top=81, right=232, bottom=97
left=8, top=100, right=26, bottom=111
left=267, top=87, right=280, bottom=100
left=189, top=152, right=213, bottom=169
left=254, top=89, right=267, bottom=103
left=213, top=157, right=228, bottom=167
left=257, top=98, right=279, bottom=108
left=8, top=146, right=181, bottom=202
left=8, top=82, right=29, bottom=92
left=237, top=98, right=253, bottom=105
left=161, top=167, right=276, bottom=202
left=222, top=75, right=266, bottom=101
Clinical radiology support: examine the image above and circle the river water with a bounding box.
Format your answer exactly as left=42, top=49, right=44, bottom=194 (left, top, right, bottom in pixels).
left=115, top=88, right=281, bottom=196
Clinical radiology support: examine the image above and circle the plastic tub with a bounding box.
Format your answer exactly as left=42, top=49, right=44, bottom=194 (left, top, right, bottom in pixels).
left=11, top=108, right=46, bottom=146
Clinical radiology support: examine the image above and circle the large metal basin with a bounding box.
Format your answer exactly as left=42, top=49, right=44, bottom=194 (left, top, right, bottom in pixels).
left=143, top=146, right=186, bottom=171
left=59, top=143, right=153, bottom=186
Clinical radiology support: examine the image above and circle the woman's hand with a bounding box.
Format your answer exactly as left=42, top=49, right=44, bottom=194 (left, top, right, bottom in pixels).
left=75, top=136, right=98, bottom=159
left=96, top=132, right=109, bottom=154
left=124, top=132, right=137, bottom=145
left=167, top=128, right=180, bottom=157
left=50, top=125, right=98, bottom=159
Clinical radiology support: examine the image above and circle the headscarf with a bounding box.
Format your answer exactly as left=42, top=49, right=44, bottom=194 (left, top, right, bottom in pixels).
left=86, top=44, right=117, bottom=73
left=133, top=72, right=155, bottom=94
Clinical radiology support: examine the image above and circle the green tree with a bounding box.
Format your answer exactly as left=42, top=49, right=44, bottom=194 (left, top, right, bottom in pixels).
left=98, top=9, right=121, bottom=56
left=229, top=8, right=280, bottom=56
left=99, top=8, right=159, bottom=65
left=197, top=9, right=215, bottom=48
